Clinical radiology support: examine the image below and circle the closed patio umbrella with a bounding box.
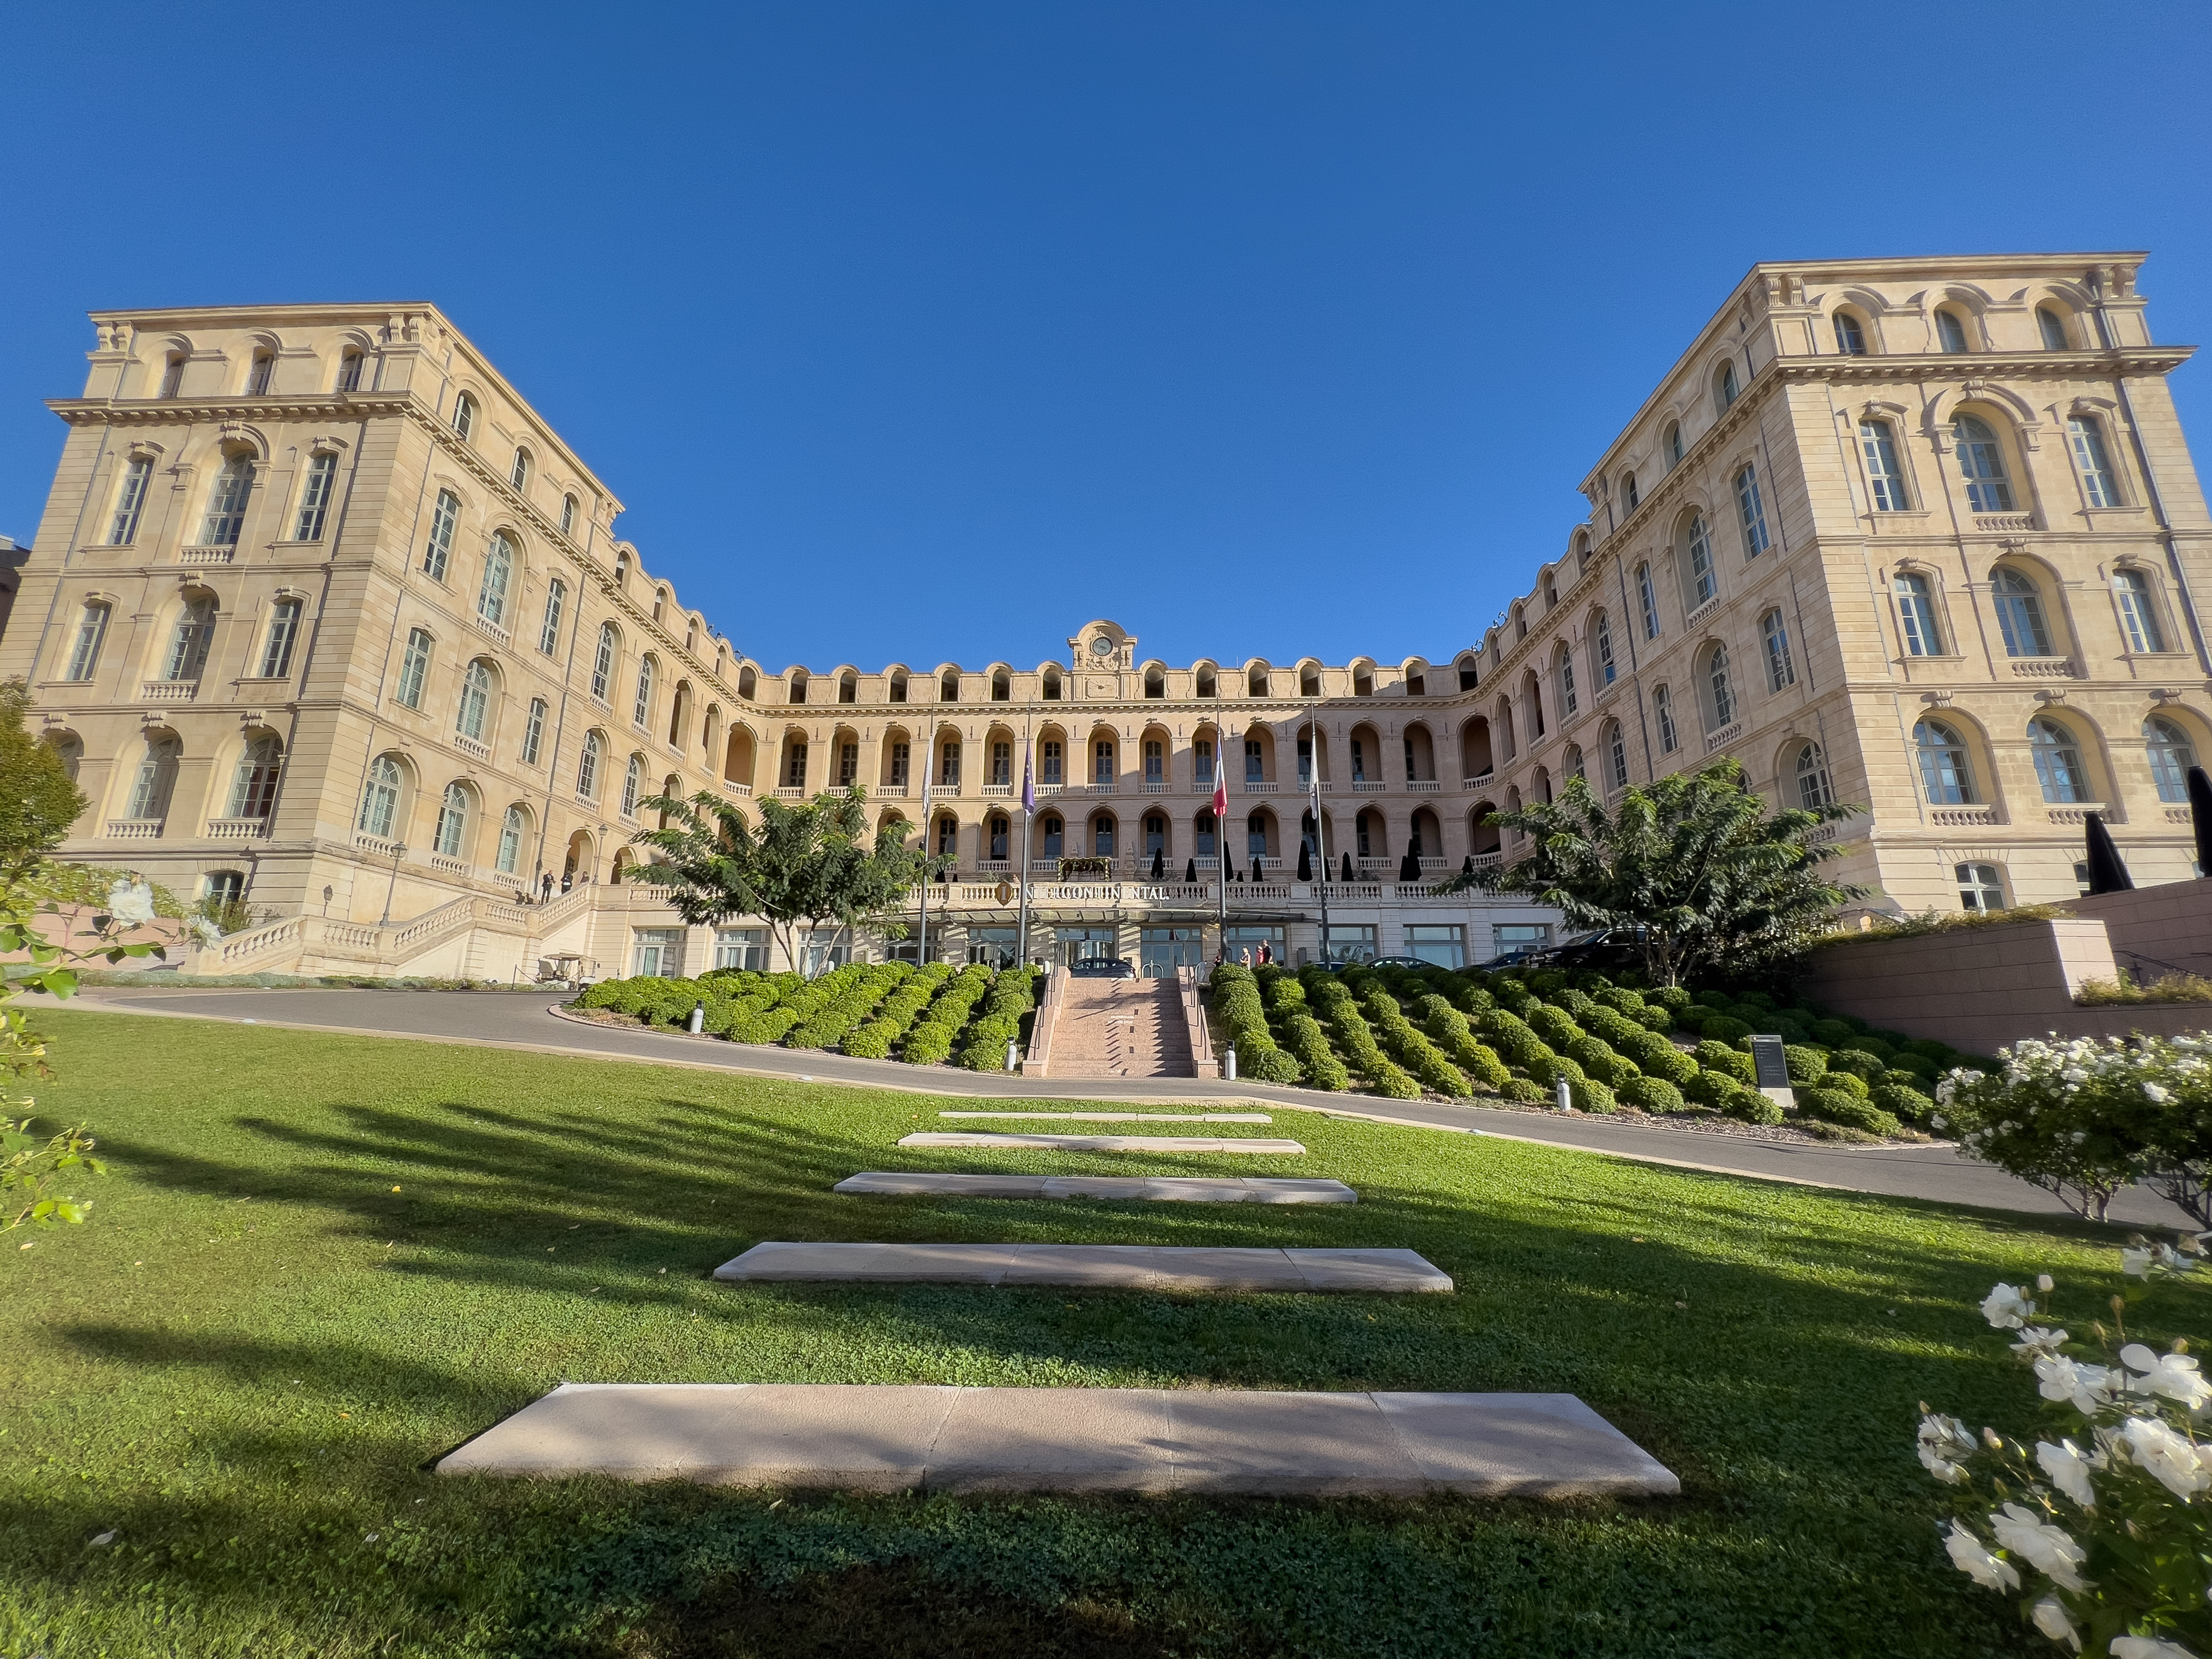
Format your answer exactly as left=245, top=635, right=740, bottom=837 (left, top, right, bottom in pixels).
left=1184, top=857, right=1197, bottom=883
left=2084, top=812, right=2135, bottom=894
left=1149, top=848, right=1165, bottom=880
left=1296, top=842, right=1313, bottom=882
left=1461, top=854, right=1476, bottom=875
left=1340, top=852, right=1355, bottom=883
left=1398, top=850, right=1422, bottom=882
left=2190, top=765, right=2212, bottom=875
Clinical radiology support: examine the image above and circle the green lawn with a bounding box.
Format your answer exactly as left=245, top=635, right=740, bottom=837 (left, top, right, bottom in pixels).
left=3, top=1009, right=2193, bottom=1657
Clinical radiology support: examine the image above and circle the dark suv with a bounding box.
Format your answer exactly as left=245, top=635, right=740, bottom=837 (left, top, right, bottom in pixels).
left=1067, top=958, right=1136, bottom=979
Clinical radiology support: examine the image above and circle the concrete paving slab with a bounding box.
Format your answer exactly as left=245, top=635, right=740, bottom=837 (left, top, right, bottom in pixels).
left=438, top=1384, right=1679, bottom=1497
left=831, top=1172, right=1356, bottom=1204
left=938, top=1111, right=1273, bottom=1123
left=711, top=1242, right=1449, bottom=1292
left=899, top=1132, right=1305, bottom=1153
left=1372, top=1391, right=1681, bottom=1497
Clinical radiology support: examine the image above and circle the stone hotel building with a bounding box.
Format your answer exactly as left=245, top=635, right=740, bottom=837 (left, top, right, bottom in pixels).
left=7, top=252, right=2208, bottom=979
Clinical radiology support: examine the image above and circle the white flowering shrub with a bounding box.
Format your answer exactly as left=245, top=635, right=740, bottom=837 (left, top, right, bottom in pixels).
left=1935, top=1036, right=2212, bottom=1224
left=1921, top=1247, right=2212, bottom=1656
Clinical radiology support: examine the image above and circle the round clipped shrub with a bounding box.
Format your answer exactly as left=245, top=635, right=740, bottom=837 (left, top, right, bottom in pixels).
left=1620, top=1031, right=1699, bottom=1084
left=1526, top=1004, right=1582, bottom=1048
left=1631, top=1002, right=1676, bottom=1033
left=1573, top=1076, right=1617, bottom=1113
left=1798, top=1087, right=1900, bottom=1137
left=1886, top=1052, right=1941, bottom=1084
left=1724, top=1092, right=1785, bottom=1126
left=1693, top=989, right=1733, bottom=1009
left=1699, top=1015, right=1754, bottom=1045
left=1825, top=1068, right=1872, bottom=1101
left=1782, top=1044, right=1828, bottom=1086
left=1693, top=1041, right=1754, bottom=1083
left=901, top=1023, right=955, bottom=1064
left=1619, top=1075, right=1686, bottom=1114
left=1582, top=1006, right=1642, bottom=1047
left=1550, top=988, right=1599, bottom=1021
left=1737, top=990, right=1777, bottom=1012
left=1904, top=1037, right=1954, bottom=1063
left=1809, top=1018, right=1859, bottom=1048
left=1244, top=1046, right=1304, bottom=1084
left=1593, top=986, right=1648, bottom=1016
left=1500, top=1077, right=1549, bottom=1105
left=1563, top=1034, right=1636, bottom=1087
left=1684, top=1068, right=1750, bottom=1111
left=1644, top=985, right=1693, bottom=1014
left=1827, top=1048, right=1887, bottom=1082
left=1283, top=1014, right=1350, bottom=1091
left=1527, top=969, right=1570, bottom=996
left=841, top=1019, right=899, bottom=1059
left=1525, top=1052, right=1588, bottom=1093
left=1870, top=1079, right=1935, bottom=1123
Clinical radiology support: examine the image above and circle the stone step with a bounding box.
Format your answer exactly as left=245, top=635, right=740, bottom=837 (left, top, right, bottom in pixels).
left=938, top=1111, right=1271, bottom=1123
left=712, top=1242, right=1444, bottom=1291
left=835, top=1173, right=1356, bottom=1204
left=438, top=1383, right=1680, bottom=1497
left=899, top=1132, right=1304, bottom=1153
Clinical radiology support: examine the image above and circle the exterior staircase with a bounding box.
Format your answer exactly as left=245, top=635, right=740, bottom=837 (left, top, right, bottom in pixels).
left=1041, top=976, right=1196, bottom=1079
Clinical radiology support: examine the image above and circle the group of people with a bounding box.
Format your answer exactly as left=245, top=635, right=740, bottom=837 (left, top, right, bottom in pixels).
left=1221, top=942, right=1275, bottom=969
left=511, top=869, right=583, bottom=907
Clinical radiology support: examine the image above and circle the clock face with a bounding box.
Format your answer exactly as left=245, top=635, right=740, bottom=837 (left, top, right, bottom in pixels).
left=1090, top=636, right=1115, bottom=657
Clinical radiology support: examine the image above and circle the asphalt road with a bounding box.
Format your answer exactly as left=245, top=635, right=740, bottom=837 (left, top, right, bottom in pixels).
left=77, top=984, right=2192, bottom=1228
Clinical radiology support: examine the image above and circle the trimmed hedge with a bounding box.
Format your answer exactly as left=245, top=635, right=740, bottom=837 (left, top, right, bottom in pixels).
left=956, top=967, right=1040, bottom=1071
left=1305, top=974, right=1420, bottom=1100
left=1361, top=989, right=1471, bottom=1098
left=1619, top=1074, right=1686, bottom=1114
left=1798, top=1086, right=1901, bottom=1137
left=1414, top=996, right=1510, bottom=1090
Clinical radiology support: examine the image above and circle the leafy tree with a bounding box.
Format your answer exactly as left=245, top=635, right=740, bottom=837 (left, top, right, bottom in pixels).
left=1445, top=759, right=1863, bottom=986
left=0, top=680, right=87, bottom=873
left=627, top=785, right=932, bottom=974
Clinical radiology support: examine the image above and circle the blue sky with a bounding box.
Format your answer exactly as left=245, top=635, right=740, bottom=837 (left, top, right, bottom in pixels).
left=4, top=2, right=2208, bottom=675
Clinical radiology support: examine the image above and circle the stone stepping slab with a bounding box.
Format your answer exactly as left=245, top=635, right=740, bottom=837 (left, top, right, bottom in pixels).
left=899, top=1132, right=1304, bottom=1153
left=835, top=1173, right=1356, bottom=1204
left=438, top=1383, right=1678, bottom=1497
left=713, top=1242, right=1448, bottom=1292
left=938, top=1111, right=1272, bottom=1123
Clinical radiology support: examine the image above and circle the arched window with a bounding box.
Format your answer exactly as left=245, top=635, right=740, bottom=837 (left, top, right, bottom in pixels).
left=839, top=670, right=859, bottom=704
left=1457, top=655, right=1478, bottom=691
left=1833, top=311, right=1867, bottom=355
left=1606, top=721, right=1629, bottom=790
left=613, top=553, right=630, bottom=591
left=1894, top=572, right=1942, bottom=655
left=990, top=667, right=1012, bottom=701
left=633, top=656, right=656, bottom=727
left=1563, top=744, right=1585, bottom=783
left=422, top=489, right=459, bottom=580
left=1735, top=465, right=1770, bottom=556
left=451, top=393, right=477, bottom=439
left=358, top=755, right=403, bottom=837
left=1092, top=815, right=1115, bottom=856
left=496, top=805, right=527, bottom=874
left=1619, top=472, right=1638, bottom=513
left=1636, top=562, right=1659, bottom=640
left=2114, top=569, right=2167, bottom=654
left=477, top=532, right=513, bottom=626
left=591, top=623, right=617, bottom=701
left=560, top=494, right=577, bottom=536
left=2028, top=718, right=2090, bottom=804
left=1097, top=737, right=1119, bottom=786
left=1794, top=742, right=1834, bottom=810
left=164, top=594, right=216, bottom=682
left=1594, top=611, right=1616, bottom=685
left=939, top=670, right=960, bottom=702
left=1913, top=719, right=1976, bottom=805
left=1953, top=415, right=2013, bottom=513
left=509, top=448, right=531, bottom=491
left=293, top=452, right=336, bottom=541
left=2038, top=306, right=2071, bottom=350
left=1859, top=419, right=1909, bottom=511
left=1663, top=422, right=1684, bottom=468
left=621, top=754, right=645, bottom=818
left=336, top=349, right=365, bottom=392
left=246, top=350, right=274, bottom=395
left=1682, top=514, right=1716, bottom=609
left=395, top=627, right=432, bottom=708
left=200, top=453, right=255, bottom=547
left=456, top=660, right=493, bottom=742
left=1936, top=309, right=1970, bottom=353
left=229, top=735, right=283, bottom=818
left=521, top=697, right=546, bottom=766
left=1993, top=568, right=2055, bottom=658
left=1703, top=643, right=1735, bottom=729
left=1654, top=686, right=1677, bottom=754
left=110, top=457, right=152, bottom=544
left=1714, top=360, right=1739, bottom=413
left=1761, top=610, right=1795, bottom=690
left=740, top=665, right=759, bottom=699
left=433, top=782, right=470, bottom=857
left=158, top=354, right=185, bottom=398
left=1556, top=645, right=1577, bottom=716
left=1041, top=813, right=1064, bottom=856
left=1245, top=812, right=1269, bottom=858
left=1300, top=663, right=1321, bottom=696
left=2146, top=717, right=2198, bottom=804
left=1512, top=605, right=1527, bottom=642
left=125, top=735, right=179, bottom=821
left=537, top=578, right=565, bottom=656
left=2067, top=415, right=2121, bottom=507
left=577, top=731, right=603, bottom=800
left=260, top=597, right=303, bottom=679
left=1957, top=863, right=2006, bottom=912
left=65, top=600, right=111, bottom=681
left=1042, top=666, right=1063, bottom=700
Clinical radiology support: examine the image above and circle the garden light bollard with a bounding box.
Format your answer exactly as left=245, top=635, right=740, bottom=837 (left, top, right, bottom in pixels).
left=1004, top=1038, right=1019, bottom=1072
left=687, top=1002, right=705, bottom=1034
left=1555, top=1077, right=1574, bottom=1113
left=1224, top=1044, right=1237, bottom=1082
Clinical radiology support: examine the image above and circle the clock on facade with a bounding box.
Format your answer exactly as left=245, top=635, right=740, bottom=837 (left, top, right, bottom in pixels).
left=1090, top=636, right=1115, bottom=657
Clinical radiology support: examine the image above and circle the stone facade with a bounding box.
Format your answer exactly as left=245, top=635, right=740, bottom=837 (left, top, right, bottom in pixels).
left=8, top=255, right=2207, bottom=979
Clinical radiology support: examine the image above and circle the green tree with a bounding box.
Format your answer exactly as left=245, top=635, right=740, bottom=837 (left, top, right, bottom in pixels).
left=0, top=679, right=87, bottom=873
left=1447, top=759, right=1863, bottom=986
left=626, top=785, right=932, bottom=974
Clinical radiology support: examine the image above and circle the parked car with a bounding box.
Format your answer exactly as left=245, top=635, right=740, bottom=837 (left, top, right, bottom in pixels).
left=1068, top=957, right=1136, bottom=979
left=1478, top=927, right=1647, bottom=974
left=1365, top=955, right=1437, bottom=970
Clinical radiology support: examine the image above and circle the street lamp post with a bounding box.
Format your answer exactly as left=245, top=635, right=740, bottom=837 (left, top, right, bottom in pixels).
left=378, top=843, right=407, bottom=928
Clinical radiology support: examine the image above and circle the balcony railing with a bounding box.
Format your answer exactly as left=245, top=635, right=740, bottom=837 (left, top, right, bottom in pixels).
left=106, top=819, right=163, bottom=840
left=453, top=734, right=492, bottom=761
left=353, top=831, right=402, bottom=856
left=1928, top=805, right=1998, bottom=828
left=1240, top=780, right=1275, bottom=794
left=471, top=613, right=512, bottom=646
left=2046, top=804, right=2108, bottom=825
left=428, top=853, right=469, bottom=876
left=141, top=679, right=197, bottom=702
left=1140, top=780, right=1167, bottom=793
left=1461, top=774, right=1495, bottom=789
left=2169, top=806, right=2196, bottom=825
left=774, top=786, right=806, bottom=799
left=205, top=817, right=269, bottom=839
left=1350, top=780, right=1384, bottom=793
left=1975, top=513, right=2038, bottom=533
left=2011, top=658, right=2078, bottom=679
left=177, top=545, right=236, bottom=564
left=1406, top=779, right=1441, bottom=793
left=877, top=783, right=907, bottom=797
left=981, top=784, right=1013, bottom=797
left=721, top=779, right=754, bottom=797
left=1704, top=721, right=1743, bottom=754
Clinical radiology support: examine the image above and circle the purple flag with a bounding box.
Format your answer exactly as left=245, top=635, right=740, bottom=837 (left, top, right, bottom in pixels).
left=1021, top=747, right=1036, bottom=813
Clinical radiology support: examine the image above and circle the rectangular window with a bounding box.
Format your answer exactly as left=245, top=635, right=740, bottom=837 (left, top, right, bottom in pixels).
left=1350, top=737, right=1365, bottom=782
left=422, top=489, right=459, bottom=581
left=784, top=744, right=808, bottom=789
left=993, top=741, right=1012, bottom=785
left=714, top=928, right=767, bottom=972
left=889, top=742, right=909, bottom=786
left=839, top=742, right=859, bottom=785
left=108, top=459, right=151, bottom=544
left=2069, top=417, right=2121, bottom=508
left=521, top=698, right=546, bottom=766
left=537, top=580, right=565, bottom=655
left=337, top=352, right=363, bottom=392
left=1559, top=656, right=1577, bottom=715
left=65, top=602, right=110, bottom=681
left=478, top=534, right=513, bottom=627
left=1894, top=575, right=1941, bottom=656
left=395, top=628, right=432, bottom=709
left=1244, top=740, right=1262, bottom=782
left=1294, top=736, right=1310, bottom=786
left=259, top=597, right=303, bottom=679
left=1492, top=923, right=1552, bottom=950
left=2115, top=572, right=2166, bottom=654
left=1595, top=613, right=1616, bottom=684
left=1191, top=740, right=1211, bottom=784
left=200, top=455, right=254, bottom=547
left=1735, top=465, right=1770, bottom=556
left=1859, top=420, right=1908, bottom=511
left=293, top=452, right=337, bottom=541
left=1403, top=924, right=1465, bottom=969
left=1763, top=612, right=1795, bottom=691
left=1041, top=740, right=1062, bottom=785
left=632, top=929, right=685, bottom=979
left=164, top=600, right=214, bottom=682
left=1095, top=741, right=1114, bottom=785
left=1309, top=923, right=1369, bottom=967
left=1144, top=740, right=1162, bottom=784
left=1637, top=564, right=1660, bottom=640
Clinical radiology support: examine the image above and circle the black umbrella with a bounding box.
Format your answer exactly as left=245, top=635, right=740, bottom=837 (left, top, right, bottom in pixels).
left=1149, top=848, right=1165, bottom=880
left=1184, top=857, right=1197, bottom=884
left=1398, top=849, right=1422, bottom=883
left=1296, top=842, right=1313, bottom=882
left=2085, top=813, right=2135, bottom=894
left=2190, top=765, right=2212, bottom=876
left=1461, top=854, right=1476, bottom=875
left=1341, top=852, right=1355, bottom=883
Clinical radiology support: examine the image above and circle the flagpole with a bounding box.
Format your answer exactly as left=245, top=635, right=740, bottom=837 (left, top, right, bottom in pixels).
left=1213, top=745, right=1228, bottom=968
left=1310, top=700, right=1330, bottom=968
left=918, top=713, right=934, bottom=967
left=1017, top=704, right=1033, bottom=971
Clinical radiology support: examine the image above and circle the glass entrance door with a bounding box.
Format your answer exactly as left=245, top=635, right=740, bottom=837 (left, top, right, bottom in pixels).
left=1055, top=927, right=1118, bottom=967
left=1140, top=926, right=1203, bottom=978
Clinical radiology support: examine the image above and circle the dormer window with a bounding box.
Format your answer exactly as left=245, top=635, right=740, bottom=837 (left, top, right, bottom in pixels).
left=1663, top=423, right=1684, bottom=468
left=1833, top=311, right=1867, bottom=355
left=560, top=494, right=577, bottom=536
left=1714, top=361, right=1739, bottom=413
left=1619, top=474, right=1637, bottom=513
left=2038, top=306, right=2071, bottom=350
left=1936, top=309, right=1970, bottom=353
left=246, top=351, right=274, bottom=395
left=336, top=349, right=365, bottom=392
left=158, top=355, right=186, bottom=398
left=451, top=393, right=477, bottom=440
left=1042, top=666, right=1063, bottom=700
left=509, top=448, right=531, bottom=491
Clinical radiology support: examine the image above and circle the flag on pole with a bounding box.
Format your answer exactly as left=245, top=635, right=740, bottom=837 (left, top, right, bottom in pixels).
left=1022, top=746, right=1036, bottom=814
left=1211, top=766, right=1228, bottom=824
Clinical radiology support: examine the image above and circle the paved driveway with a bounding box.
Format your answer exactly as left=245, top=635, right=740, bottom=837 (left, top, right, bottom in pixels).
left=77, top=985, right=2191, bottom=1227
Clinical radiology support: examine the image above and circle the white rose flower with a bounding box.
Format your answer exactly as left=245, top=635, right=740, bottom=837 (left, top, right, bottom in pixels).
left=2121, top=1344, right=2212, bottom=1410
left=2037, top=1274, right=2056, bottom=1293
left=2144, top=1082, right=2171, bottom=1104
left=1942, top=1519, right=2019, bottom=1592
left=2013, top=1326, right=2069, bottom=1360
left=2036, top=1355, right=2116, bottom=1415
left=1982, top=1283, right=2035, bottom=1330
left=2036, top=1439, right=2098, bottom=1509
left=2028, top=1594, right=2081, bottom=1650
left=189, top=914, right=222, bottom=945
left=2110, top=1638, right=2200, bottom=1659
left=1918, top=1414, right=1978, bottom=1484
left=2118, top=1416, right=2212, bottom=1499
left=2125, top=1247, right=2156, bottom=1278
left=106, top=879, right=158, bottom=926
left=1988, top=1502, right=2089, bottom=1591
